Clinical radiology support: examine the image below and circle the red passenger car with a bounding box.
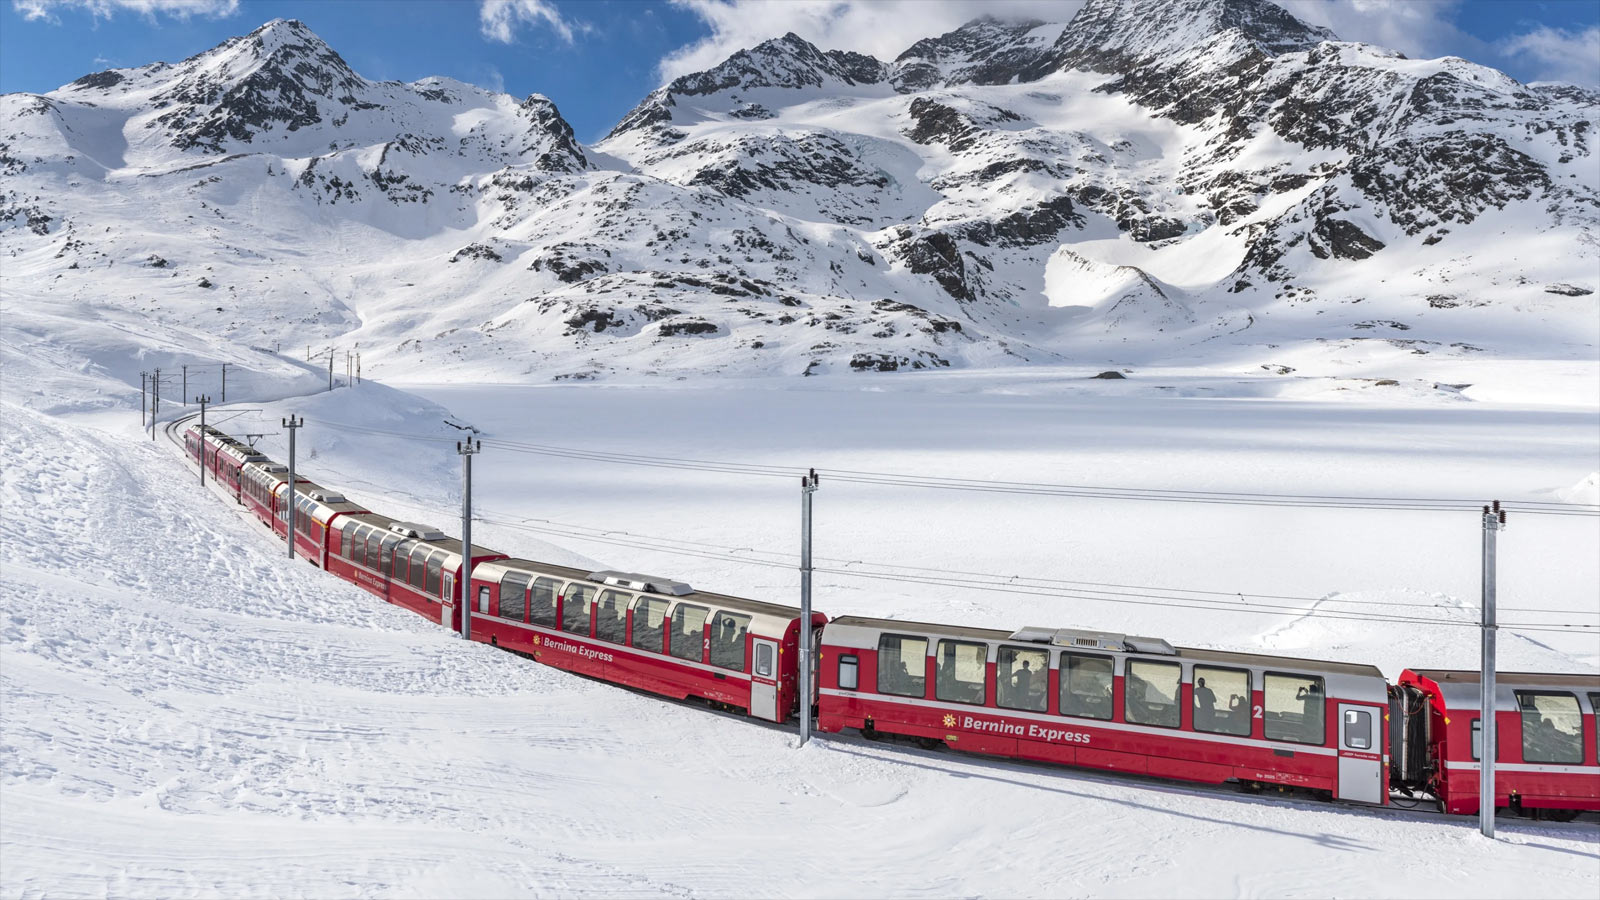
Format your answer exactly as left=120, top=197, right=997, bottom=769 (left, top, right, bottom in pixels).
left=468, top=563, right=827, bottom=723
left=818, top=618, right=1391, bottom=804
left=186, top=425, right=258, bottom=499
left=327, top=515, right=505, bottom=627
left=276, top=483, right=369, bottom=568
left=1394, top=669, right=1600, bottom=818
left=239, top=458, right=289, bottom=528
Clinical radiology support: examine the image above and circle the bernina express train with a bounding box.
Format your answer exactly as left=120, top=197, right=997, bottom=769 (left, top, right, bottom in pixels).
left=184, top=422, right=1600, bottom=820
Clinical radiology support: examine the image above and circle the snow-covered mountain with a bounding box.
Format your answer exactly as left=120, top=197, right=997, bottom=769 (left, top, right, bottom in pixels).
left=3, top=0, right=1596, bottom=391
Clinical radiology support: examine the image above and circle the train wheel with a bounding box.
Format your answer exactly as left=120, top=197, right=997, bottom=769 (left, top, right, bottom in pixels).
left=914, top=736, right=943, bottom=751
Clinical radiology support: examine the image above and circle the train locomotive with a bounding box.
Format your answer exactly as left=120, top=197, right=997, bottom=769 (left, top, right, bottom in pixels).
left=183, top=422, right=1600, bottom=820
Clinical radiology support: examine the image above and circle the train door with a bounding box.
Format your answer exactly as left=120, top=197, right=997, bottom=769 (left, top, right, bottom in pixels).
left=750, top=639, right=779, bottom=722
left=809, top=628, right=823, bottom=711
left=442, top=572, right=455, bottom=628
left=1337, top=703, right=1383, bottom=804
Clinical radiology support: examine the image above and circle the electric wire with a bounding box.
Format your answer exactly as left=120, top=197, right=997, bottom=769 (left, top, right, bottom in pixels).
left=475, top=510, right=1591, bottom=618
left=303, top=418, right=1600, bottom=518
left=473, top=514, right=1596, bottom=633
left=229, top=416, right=1598, bottom=634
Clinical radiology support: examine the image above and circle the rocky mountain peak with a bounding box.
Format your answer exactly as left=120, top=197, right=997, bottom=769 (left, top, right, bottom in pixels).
left=891, top=16, right=1061, bottom=91
left=605, top=31, right=889, bottom=140
left=1053, top=0, right=1336, bottom=67
left=667, top=31, right=888, bottom=97
left=145, top=18, right=368, bottom=153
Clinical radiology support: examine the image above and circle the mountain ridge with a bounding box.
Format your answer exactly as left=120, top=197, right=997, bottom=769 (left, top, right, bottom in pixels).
left=2, top=1, right=1594, bottom=389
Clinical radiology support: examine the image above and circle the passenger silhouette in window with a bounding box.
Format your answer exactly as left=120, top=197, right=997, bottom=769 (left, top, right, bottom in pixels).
left=1194, top=676, right=1217, bottom=730
left=1013, top=660, right=1033, bottom=701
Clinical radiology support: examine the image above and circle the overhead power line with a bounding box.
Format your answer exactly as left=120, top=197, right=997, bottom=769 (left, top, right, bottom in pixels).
left=189, top=414, right=1596, bottom=637
left=472, top=513, right=1596, bottom=634
left=303, top=418, right=1600, bottom=518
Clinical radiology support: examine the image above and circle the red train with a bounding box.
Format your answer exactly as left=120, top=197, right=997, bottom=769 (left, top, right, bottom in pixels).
left=182, top=422, right=1599, bottom=819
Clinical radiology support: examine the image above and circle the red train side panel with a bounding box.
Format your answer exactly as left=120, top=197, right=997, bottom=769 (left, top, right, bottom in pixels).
left=1399, top=669, right=1600, bottom=815
left=819, top=617, right=1391, bottom=804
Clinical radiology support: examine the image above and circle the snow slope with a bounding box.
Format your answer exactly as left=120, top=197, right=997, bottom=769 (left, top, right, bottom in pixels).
left=3, top=385, right=1599, bottom=898
left=3, top=0, right=1596, bottom=389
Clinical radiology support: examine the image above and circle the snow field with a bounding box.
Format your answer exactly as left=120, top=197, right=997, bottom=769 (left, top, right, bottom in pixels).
left=4, top=364, right=1600, bottom=897
left=3, top=387, right=1598, bottom=898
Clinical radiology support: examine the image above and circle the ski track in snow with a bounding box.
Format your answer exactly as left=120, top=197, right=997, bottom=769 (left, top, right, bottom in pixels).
left=3, top=388, right=1598, bottom=898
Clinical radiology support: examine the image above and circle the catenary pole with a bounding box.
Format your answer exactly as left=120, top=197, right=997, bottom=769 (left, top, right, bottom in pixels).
left=1480, top=501, right=1505, bottom=838
left=458, top=439, right=481, bottom=640
left=800, top=469, right=819, bottom=747
left=283, top=415, right=303, bottom=560
left=196, top=394, right=210, bottom=486
left=221, top=363, right=228, bottom=402
left=182, top=365, right=187, bottom=406
left=327, top=352, right=333, bottom=392
left=140, top=372, right=147, bottom=428
left=151, top=367, right=159, bottom=440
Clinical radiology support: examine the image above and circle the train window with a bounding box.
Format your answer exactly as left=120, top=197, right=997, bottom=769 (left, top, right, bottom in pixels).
left=1192, top=666, right=1251, bottom=736
left=353, top=526, right=372, bottom=568
left=936, top=640, right=987, bottom=705
left=1125, top=660, right=1182, bottom=728
left=383, top=538, right=402, bottom=577
left=379, top=535, right=401, bottom=577
left=1264, top=673, right=1326, bottom=745
left=594, top=590, right=630, bottom=644
left=632, top=597, right=668, bottom=652
left=500, top=572, right=529, bottom=621
left=669, top=604, right=709, bottom=662
left=408, top=545, right=428, bottom=589
left=1592, top=694, right=1600, bottom=764
left=562, top=583, right=595, bottom=636
left=529, top=577, right=560, bottom=627
left=1061, top=654, right=1114, bottom=720
left=1516, top=691, right=1582, bottom=764
left=424, top=552, right=443, bottom=595
left=392, top=540, right=415, bottom=583
left=876, top=634, right=928, bottom=698
left=756, top=644, right=776, bottom=678
left=1343, top=709, right=1373, bottom=750
left=709, top=612, right=751, bottom=671
left=838, top=655, right=858, bottom=690
left=997, top=646, right=1048, bottom=712
left=1469, top=719, right=1505, bottom=761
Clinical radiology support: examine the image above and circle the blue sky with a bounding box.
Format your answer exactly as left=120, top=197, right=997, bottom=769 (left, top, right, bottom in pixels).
left=2, top=0, right=1597, bottom=142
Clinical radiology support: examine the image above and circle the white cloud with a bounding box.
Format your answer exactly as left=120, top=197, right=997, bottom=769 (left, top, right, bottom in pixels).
left=12, top=0, right=238, bottom=22
left=1497, top=25, right=1600, bottom=87
left=658, top=0, right=1083, bottom=82
left=479, top=0, right=584, bottom=45
left=1278, top=0, right=1488, bottom=61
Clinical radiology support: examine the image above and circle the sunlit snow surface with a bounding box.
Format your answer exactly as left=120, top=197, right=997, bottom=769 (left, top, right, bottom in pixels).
left=3, top=367, right=1597, bottom=897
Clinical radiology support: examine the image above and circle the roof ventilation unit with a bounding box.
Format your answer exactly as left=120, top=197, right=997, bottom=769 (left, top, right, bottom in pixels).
left=390, top=522, right=447, bottom=541
left=588, top=570, right=694, bottom=596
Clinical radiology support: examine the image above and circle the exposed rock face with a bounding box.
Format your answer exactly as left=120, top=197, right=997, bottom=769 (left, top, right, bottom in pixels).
left=891, top=17, right=1060, bottom=91
left=3, top=2, right=1595, bottom=381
